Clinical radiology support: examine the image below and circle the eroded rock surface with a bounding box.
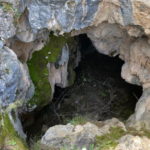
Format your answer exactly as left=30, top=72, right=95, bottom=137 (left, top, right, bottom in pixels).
left=115, top=134, right=150, bottom=150
left=2, top=1, right=150, bottom=148
left=0, top=44, right=33, bottom=107
left=0, top=3, right=16, bottom=39
left=41, top=118, right=126, bottom=149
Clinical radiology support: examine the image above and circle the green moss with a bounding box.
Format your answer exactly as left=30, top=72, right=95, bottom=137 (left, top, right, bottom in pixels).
left=95, top=126, right=150, bottom=150
left=0, top=2, right=13, bottom=12
left=67, top=116, right=89, bottom=126
left=0, top=112, right=28, bottom=150
left=95, top=127, right=126, bottom=150
left=0, top=2, right=21, bottom=24
left=27, top=35, right=70, bottom=109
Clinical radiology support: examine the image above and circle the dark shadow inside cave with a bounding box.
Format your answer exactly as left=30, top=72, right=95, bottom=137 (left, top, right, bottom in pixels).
left=52, top=34, right=142, bottom=122
left=22, top=34, right=142, bottom=143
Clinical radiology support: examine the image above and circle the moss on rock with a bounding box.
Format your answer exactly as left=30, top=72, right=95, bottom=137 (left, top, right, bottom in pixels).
left=27, top=35, right=72, bottom=109
left=0, top=111, right=28, bottom=150
left=95, top=127, right=126, bottom=150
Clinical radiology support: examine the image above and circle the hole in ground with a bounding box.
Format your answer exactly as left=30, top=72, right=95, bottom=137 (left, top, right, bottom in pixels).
left=22, top=34, right=142, bottom=144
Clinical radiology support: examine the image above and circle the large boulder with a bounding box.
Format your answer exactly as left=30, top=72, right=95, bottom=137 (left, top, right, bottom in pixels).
left=41, top=118, right=126, bottom=149
left=0, top=44, right=34, bottom=107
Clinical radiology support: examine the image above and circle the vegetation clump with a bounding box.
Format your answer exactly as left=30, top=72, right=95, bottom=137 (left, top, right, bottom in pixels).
left=0, top=111, right=28, bottom=150
left=27, top=35, right=71, bottom=109
left=95, top=127, right=125, bottom=150
left=67, top=116, right=89, bottom=125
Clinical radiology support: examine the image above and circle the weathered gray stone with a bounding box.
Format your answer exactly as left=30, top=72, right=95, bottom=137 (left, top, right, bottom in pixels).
left=48, top=44, right=70, bottom=95
left=41, top=118, right=126, bottom=149
left=0, top=39, right=4, bottom=48
left=23, top=0, right=101, bottom=33
left=115, top=134, right=150, bottom=150
left=0, top=7, right=16, bottom=39
left=127, top=88, right=150, bottom=130
left=0, top=46, right=34, bottom=107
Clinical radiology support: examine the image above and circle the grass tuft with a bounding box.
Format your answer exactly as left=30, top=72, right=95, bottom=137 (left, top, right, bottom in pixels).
left=95, top=127, right=126, bottom=150
left=67, top=116, right=89, bottom=126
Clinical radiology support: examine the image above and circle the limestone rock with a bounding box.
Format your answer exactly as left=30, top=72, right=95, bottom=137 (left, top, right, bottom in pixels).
left=41, top=118, right=126, bottom=149
left=85, top=23, right=125, bottom=56
left=0, top=39, right=4, bottom=48
left=127, top=88, right=150, bottom=130
left=48, top=44, right=70, bottom=95
left=115, top=134, right=150, bottom=150
left=23, top=0, right=100, bottom=33
left=0, top=45, right=34, bottom=107
left=0, top=4, right=16, bottom=39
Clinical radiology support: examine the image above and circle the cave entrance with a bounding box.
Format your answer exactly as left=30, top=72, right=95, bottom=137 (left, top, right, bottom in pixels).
left=24, top=34, right=142, bottom=142
left=52, top=34, right=142, bottom=122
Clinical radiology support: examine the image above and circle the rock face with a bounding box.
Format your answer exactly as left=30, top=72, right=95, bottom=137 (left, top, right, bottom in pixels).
left=0, top=2, right=16, bottom=39
left=0, top=44, right=33, bottom=107
left=2, top=0, right=150, bottom=147
left=21, top=0, right=101, bottom=33
left=115, top=134, right=150, bottom=150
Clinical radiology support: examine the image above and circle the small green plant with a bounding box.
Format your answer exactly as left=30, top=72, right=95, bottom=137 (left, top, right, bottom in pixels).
left=7, top=139, right=17, bottom=146
left=60, top=145, right=94, bottom=150
left=67, top=116, right=89, bottom=125
left=60, top=146, right=78, bottom=150
left=95, top=127, right=126, bottom=150
left=89, top=144, right=95, bottom=150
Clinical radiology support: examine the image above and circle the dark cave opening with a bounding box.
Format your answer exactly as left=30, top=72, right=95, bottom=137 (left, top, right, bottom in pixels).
left=53, top=34, right=142, bottom=122
left=22, top=34, right=142, bottom=143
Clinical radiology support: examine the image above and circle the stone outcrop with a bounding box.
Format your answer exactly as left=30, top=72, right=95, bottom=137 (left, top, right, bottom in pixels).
left=0, top=2, right=16, bottom=39
left=40, top=118, right=150, bottom=150
left=41, top=118, right=126, bottom=149
left=2, top=0, right=150, bottom=148
left=115, top=134, right=150, bottom=150
left=0, top=44, right=33, bottom=107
